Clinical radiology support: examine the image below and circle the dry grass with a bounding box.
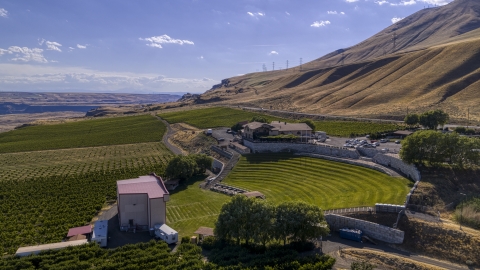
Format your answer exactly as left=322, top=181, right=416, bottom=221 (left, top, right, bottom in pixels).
left=341, top=249, right=446, bottom=270
left=169, top=123, right=217, bottom=154
left=398, top=216, right=480, bottom=266
left=191, top=1, right=480, bottom=122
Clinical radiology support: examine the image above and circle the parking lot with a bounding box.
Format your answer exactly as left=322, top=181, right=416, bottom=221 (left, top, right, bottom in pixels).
left=210, top=128, right=235, bottom=145
left=327, top=136, right=402, bottom=153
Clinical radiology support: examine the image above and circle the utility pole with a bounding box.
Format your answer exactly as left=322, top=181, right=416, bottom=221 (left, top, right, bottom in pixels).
left=286, top=60, right=289, bottom=70
left=300, top=58, right=303, bottom=71
left=467, top=108, right=470, bottom=128
left=273, top=62, right=275, bottom=71
left=341, top=52, right=345, bottom=66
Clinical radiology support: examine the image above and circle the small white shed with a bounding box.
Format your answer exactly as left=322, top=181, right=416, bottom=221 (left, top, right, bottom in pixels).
left=91, top=220, right=108, bottom=247
left=154, top=224, right=178, bottom=244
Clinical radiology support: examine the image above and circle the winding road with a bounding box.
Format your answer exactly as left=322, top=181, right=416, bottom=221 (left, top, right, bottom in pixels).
left=154, top=114, right=184, bottom=155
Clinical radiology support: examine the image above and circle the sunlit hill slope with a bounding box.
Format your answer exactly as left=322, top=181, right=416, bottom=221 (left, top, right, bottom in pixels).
left=192, top=0, right=480, bottom=121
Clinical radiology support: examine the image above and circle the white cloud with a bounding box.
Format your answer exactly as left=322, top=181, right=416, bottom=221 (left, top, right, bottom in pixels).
left=0, top=8, right=8, bottom=18
left=45, top=41, right=62, bottom=52
left=285, top=11, right=290, bottom=16
left=345, top=0, right=359, bottom=2
left=310, top=21, right=331, bottom=27
left=391, top=17, right=404, bottom=23
left=328, top=11, right=345, bottom=15
left=1, top=46, right=48, bottom=63
left=77, top=44, right=87, bottom=49
left=0, top=64, right=217, bottom=92
left=140, top=35, right=195, bottom=49
left=198, top=56, right=204, bottom=60
left=269, top=51, right=279, bottom=55
left=247, top=12, right=265, bottom=17
left=420, top=0, right=452, bottom=5
left=375, top=1, right=389, bottom=5
left=38, top=38, right=46, bottom=46
left=390, top=0, right=416, bottom=6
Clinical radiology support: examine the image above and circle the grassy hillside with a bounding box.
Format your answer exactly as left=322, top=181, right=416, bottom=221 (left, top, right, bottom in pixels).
left=223, top=154, right=411, bottom=209
left=0, top=115, right=165, bottom=153
left=159, top=107, right=402, bottom=137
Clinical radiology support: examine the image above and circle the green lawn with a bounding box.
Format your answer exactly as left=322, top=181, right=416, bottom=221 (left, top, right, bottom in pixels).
left=223, top=154, right=412, bottom=210
left=159, top=107, right=403, bottom=137
left=166, top=176, right=230, bottom=238
left=0, top=114, right=166, bottom=153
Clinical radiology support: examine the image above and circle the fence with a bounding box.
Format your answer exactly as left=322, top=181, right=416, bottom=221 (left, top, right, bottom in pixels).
left=324, top=207, right=374, bottom=215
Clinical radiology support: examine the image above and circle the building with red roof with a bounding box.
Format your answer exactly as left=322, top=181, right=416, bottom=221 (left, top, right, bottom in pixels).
left=117, top=173, right=170, bottom=229
left=66, top=225, right=92, bottom=238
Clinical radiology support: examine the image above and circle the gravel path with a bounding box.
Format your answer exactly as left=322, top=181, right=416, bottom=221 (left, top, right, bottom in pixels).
left=154, top=115, right=184, bottom=155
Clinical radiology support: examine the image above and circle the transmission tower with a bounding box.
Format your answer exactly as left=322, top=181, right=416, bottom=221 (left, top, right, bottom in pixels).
left=341, top=52, right=345, bottom=66
left=286, top=60, right=289, bottom=70
left=262, top=64, right=267, bottom=72
left=300, top=58, right=303, bottom=71
left=273, top=62, right=275, bottom=71
left=392, top=31, right=397, bottom=52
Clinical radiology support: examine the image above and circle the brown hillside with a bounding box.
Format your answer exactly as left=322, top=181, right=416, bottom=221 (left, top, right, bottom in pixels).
left=195, top=0, right=480, bottom=121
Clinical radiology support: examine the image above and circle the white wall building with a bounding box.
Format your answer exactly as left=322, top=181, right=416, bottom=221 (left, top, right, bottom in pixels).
left=117, top=174, right=170, bottom=230
left=91, top=220, right=108, bottom=247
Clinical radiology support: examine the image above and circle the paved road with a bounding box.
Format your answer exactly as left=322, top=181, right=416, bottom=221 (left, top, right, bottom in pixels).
left=155, top=115, right=184, bottom=155
left=322, top=233, right=468, bottom=270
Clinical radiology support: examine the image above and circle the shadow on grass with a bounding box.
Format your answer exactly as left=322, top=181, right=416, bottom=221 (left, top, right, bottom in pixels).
left=168, top=174, right=208, bottom=195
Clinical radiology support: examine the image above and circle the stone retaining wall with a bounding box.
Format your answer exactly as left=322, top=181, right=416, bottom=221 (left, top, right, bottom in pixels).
left=373, top=153, right=421, bottom=181
left=325, top=214, right=404, bottom=244
left=211, top=145, right=234, bottom=159
left=243, top=141, right=360, bottom=159
left=375, top=203, right=405, bottom=213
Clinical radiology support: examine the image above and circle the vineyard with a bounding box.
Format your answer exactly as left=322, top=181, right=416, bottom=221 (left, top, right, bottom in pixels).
left=0, top=142, right=173, bottom=182
left=223, top=154, right=411, bottom=210
left=159, top=107, right=288, bottom=129
left=0, top=166, right=169, bottom=255
left=159, top=107, right=403, bottom=137
left=0, top=240, right=336, bottom=269
left=0, top=114, right=166, bottom=153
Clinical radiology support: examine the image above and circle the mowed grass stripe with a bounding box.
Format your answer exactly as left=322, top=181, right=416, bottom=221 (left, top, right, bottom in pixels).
left=223, top=154, right=412, bottom=209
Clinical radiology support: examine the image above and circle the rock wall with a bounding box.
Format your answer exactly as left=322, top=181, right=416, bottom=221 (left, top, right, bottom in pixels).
left=211, top=146, right=233, bottom=159
left=325, top=214, right=404, bottom=244
left=373, top=153, right=421, bottom=181
left=375, top=203, right=405, bottom=213
left=243, top=141, right=360, bottom=159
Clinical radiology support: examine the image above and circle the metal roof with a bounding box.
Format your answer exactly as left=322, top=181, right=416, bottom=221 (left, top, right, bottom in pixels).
left=15, top=240, right=88, bottom=257
left=66, top=225, right=92, bottom=237
left=117, top=175, right=169, bottom=199
left=92, top=220, right=108, bottom=239
left=155, top=224, right=177, bottom=235
left=270, top=121, right=312, bottom=131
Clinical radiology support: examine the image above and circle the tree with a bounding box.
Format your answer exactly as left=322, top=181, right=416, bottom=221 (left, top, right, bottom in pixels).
left=250, top=200, right=275, bottom=247
left=190, top=154, right=213, bottom=174
left=299, top=119, right=316, bottom=132
left=404, top=113, right=419, bottom=126
left=251, top=115, right=268, bottom=123
left=164, top=155, right=197, bottom=180
left=215, top=195, right=254, bottom=245
left=419, top=110, right=449, bottom=130
left=275, top=201, right=329, bottom=245
left=231, top=122, right=244, bottom=132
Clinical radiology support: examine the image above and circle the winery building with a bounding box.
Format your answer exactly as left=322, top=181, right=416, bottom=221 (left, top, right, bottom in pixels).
left=117, top=174, right=170, bottom=230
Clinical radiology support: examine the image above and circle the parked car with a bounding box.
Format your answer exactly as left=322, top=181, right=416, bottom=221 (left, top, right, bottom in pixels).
left=218, top=138, right=225, bottom=141
left=395, top=140, right=401, bottom=144
left=380, top=139, right=388, bottom=143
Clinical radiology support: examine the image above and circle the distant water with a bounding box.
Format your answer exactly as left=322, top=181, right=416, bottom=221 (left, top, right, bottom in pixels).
left=0, top=103, right=99, bottom=115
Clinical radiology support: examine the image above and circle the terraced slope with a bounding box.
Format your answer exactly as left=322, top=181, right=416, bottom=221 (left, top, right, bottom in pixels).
left=223, top=154, right=411, bottom=209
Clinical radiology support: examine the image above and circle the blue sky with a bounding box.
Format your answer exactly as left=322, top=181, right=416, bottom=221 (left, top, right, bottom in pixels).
left=0, top=0, right=453, bottom=94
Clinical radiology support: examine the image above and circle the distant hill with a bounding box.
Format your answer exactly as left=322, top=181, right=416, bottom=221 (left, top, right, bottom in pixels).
left=193, top=0, right=480, bottom=122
